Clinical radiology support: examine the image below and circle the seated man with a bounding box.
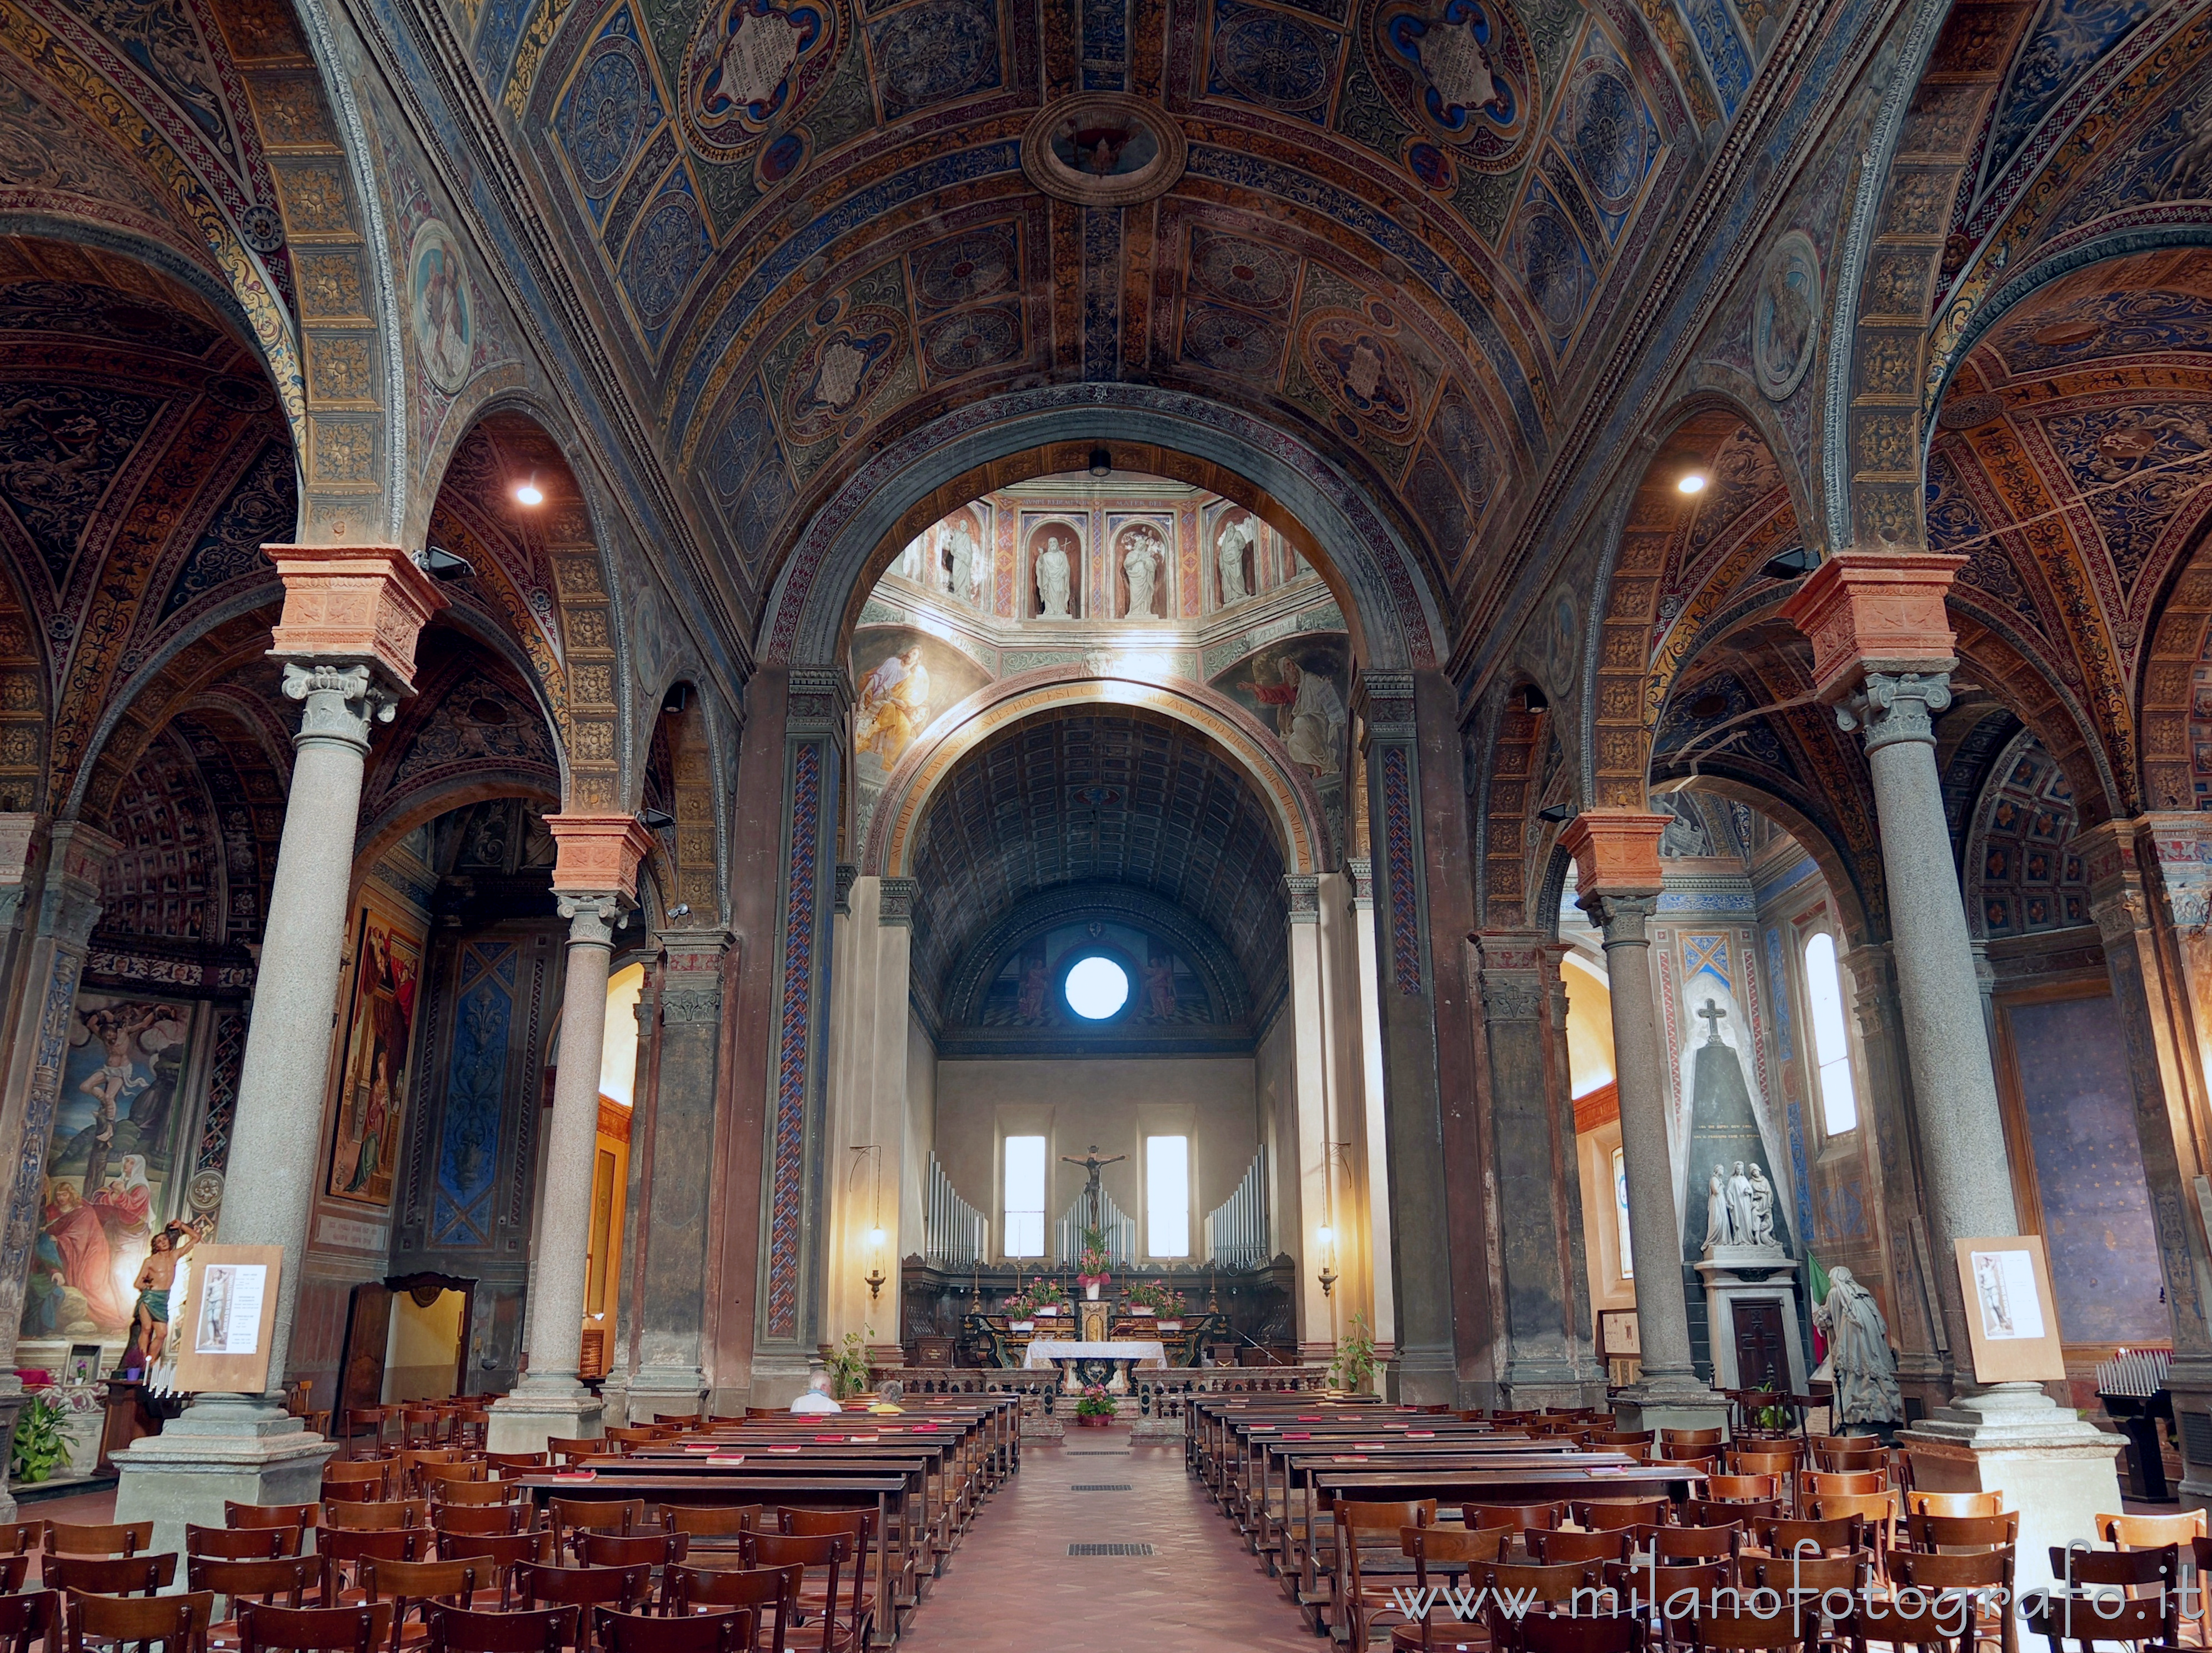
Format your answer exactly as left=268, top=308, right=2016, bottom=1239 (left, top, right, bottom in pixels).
left=790, top=1370, right=842, bottom=1414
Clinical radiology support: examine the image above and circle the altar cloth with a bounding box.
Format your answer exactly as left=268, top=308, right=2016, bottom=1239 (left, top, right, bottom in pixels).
left=1022, top=1339, right=1168, bottom=1370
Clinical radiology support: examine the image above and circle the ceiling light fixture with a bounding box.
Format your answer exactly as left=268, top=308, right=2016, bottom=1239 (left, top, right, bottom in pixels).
left=1520, top=685, right=1548, bottom=714
left=418, top=545, right=475, bottom=582
left=1677, top=473, right=1707, bottom=495
left=638, top=807, right=675, bottom=830
left=1760, top=545, right=1818, bottom=580
left=1088, top=447, right=1113, bottom=479
left=515, top=475, right=544, bottom=507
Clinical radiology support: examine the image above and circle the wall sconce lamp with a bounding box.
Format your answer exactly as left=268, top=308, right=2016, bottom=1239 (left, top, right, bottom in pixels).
left=1317, top=1143, right=1353, bottom=1299
left=1316, top=1224, right=1338, bottom=1296
left=850, top=1145, right=888, bottom=1301
left=865, top=1226, right=888, bottom=1300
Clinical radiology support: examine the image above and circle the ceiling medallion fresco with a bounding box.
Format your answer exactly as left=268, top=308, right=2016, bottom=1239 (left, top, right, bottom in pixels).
left=678, top=0, right=837, bottom=164
left=1751, top=230, right=1819, bottom=402
left=1302, top=306, right=1420, bottom=441
left=1020, top=92, right=1187, bottom=207
left=782, top=296, right=907, bottom=444
left=1374, top=0, right=1537, bottom=173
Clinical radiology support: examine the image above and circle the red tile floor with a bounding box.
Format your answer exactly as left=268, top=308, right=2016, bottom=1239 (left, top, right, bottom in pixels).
left=897, top=1430, right=1319, bottom=1651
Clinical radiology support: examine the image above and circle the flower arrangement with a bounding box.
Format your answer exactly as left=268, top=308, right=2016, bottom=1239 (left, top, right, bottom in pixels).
left=1124, top=1280, right=1184, bottom=1314
left=1074, top=1384, right=1117, bottom=1420
left=1076, top=1226, right=1113, bottom=1290
left=1003, top=1278, right=1068, bottom=1318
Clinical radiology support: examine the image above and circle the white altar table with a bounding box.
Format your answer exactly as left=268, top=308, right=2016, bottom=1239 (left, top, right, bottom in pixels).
left=1023, top=1339, right=1168, bottom=1392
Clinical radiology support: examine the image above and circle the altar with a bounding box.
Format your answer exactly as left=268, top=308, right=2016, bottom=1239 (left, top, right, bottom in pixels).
left=1023, top=1339, right=1169, bottom=1393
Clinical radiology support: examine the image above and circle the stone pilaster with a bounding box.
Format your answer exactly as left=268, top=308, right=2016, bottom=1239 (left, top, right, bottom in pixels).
left=116, top=546, right=442, bottom=1552
left=1353, top=672, right=1480, bottom=1404
left=491, top=815, right=654, bottom=1453
left=1284, top=874, right=1336, bottom=1361
left=753, top=669, right=849, bottom=1405
left=1562, top=812, right=1725, bottom=1428
left=2080, top=817, right=2212, bottom=1498
left=625, top=929, right=733, bottom=1421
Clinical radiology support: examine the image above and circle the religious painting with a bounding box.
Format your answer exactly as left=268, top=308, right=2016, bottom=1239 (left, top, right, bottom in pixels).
left=23, top=992, right=198, bottom=1341
left=851, top=627, right=992, bottom=777
left=433, top=940, right=517, bottom=1248
left=326, top=906, right=425, bottom=1209
left=1108, top=515, right=1173, bottom=619
left=973, top=924, right=1212, bottom=1028
left=407, top=220, right=473, bottom=395
left=895, top=503, right=991, bottom=608
left=1020, top=92, right=1186, bottom=206
left=1753, top=232, right=1820, bottom=402
left=1208, top=505, right=1260, bottom=608
left=1022, top=517, right=1084, bottom=619
left=1213, top=634, right=1350, bottom=779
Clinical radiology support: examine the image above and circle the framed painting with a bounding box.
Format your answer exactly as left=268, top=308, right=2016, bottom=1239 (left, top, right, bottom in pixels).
left=1954, top=1234, right=2066, bottom=1382
left=326, top=906, right=425, bottom=1208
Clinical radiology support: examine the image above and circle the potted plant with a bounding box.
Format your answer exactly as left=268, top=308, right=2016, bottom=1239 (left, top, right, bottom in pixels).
left=10, top=1389, right=68, bottom=1485
left=1077, top=1227, right=1112, bottom=1300
left=822, top=1328, right=873, bottom=1401
left=1073, top=1384, right=1117, bottom=1427
left=1124, top=1280, right=1183, bottom=1321
left=1329, top=1312, right=1377, bottom=1395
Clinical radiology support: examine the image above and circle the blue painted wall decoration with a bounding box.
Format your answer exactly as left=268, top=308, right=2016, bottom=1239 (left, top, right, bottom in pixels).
left=433, top=941, right=516, bottom=1249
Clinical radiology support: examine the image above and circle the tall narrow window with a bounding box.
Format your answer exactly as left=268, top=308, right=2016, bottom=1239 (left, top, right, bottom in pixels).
left=1146, top=1135, right=1190, bottom=1258
left=1804, top=932, right=1860, bottom=1135
left=1004, top=1135, right=1047, bottom=1258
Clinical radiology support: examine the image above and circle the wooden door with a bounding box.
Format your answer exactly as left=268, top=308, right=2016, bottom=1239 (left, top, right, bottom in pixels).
left=1731, top=1299, right=1787, bottom=1392
left=338, top=1281, right=393, bottom=1416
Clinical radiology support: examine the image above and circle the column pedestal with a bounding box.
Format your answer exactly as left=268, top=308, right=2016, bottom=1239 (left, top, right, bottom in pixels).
left=1902, top=1384, right=2123, bottom=1596
left=112, top=1399, right=337, bottom=1557
left=486, top=1393, right=606, bottom=1456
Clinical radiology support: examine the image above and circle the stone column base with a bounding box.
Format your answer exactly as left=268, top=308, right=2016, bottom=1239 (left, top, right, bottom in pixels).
left=1612, top=1376, right=1732, bottom=1436
left=627, top=1379, right=709, bottom=1428
left=1902, top=1383, right=2124, bottom=1597
left=487, top=1390, right=605, bottom=1456
left=112, top=1401, right=336, bottom=1557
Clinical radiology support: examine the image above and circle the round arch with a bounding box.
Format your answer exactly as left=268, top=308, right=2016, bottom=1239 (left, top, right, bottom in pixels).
left=760, top=385, right=1447, bottom=673
left=864, top=669, right=1331, bottom=880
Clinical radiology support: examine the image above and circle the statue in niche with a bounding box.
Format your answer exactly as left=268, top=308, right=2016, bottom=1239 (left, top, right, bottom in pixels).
left=1703, top=1163, right=1736, bottom=1248
left=1745, top=1163, right=1777, bottom=1248
left=1142, top=953, right=1177, bottom=1019
left=1123, top=528, right=1163, bottom=618
left=1813, top=1266, right=1903, bottom=1425
left=1036, top=534, right=1073, bottom=619
left=1217, top=515, right=1255, bottom=603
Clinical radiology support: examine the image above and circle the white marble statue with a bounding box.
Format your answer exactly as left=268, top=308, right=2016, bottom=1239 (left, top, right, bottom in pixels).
left=898, top=532, right=927, bottom=584
left=1745, top=1163, right=1777, bottom=1248
left=1726, top=1161, right=1756, bottom=1246
left=1037, top=535, right=1073, bottom=619
left=1217, top=515, right=1254, bottom=603
left=947, top=521, right=976, bottom=605
left=1703, top=1163, right=1735, bottom=1248
left=1123, top=529, right=1161, bottom=618
left=1813, top=1265, right=1904, bottom=1425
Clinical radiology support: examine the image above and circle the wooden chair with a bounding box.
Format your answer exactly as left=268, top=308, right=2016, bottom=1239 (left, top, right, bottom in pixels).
left=190, top=1557, right=322, bottom=1650
left=323, top=1465, right=396, bottom=1503
left=357, top=1559, right=489, bottom=1653
left=1803, top=1495, right=1897, bottom=1564
left=325, top=1505, right=431, bottom=1535
left=0, top=1557, right=30, bottom=1596
left=1740, top=1549, right=1866, bottom=1653
left=2022, top=1592, right=2173, bottom=1653
left=1388, top=1527, right=1515, bottom=1653
left=2102, top=1513, right=2206, bottom=1549
left=659, top=1511, right=760, bottom=1560
left=429, top=1484, right=513, bottom=1510
left=1530, top=1531, right=1633, bottom=1566
left=768, top=1514, right=868, bottom=1606
left=1840, top=1594, right=1968, bottom=1653
left=740, top=1536, right=861, bottom=1653
left=227, top=1506, right=321, bottom=1534
left=548, top=1505, right=646, bottom=1550
left=1473, top=1564, right=1603, bottom=1645
left=46, top=1555, right=177, bottom=1599
left=1471, top=1504, right=1565, bottom=1533
left=46, top=1522, right=153, bottom=1560
left=1800, top=1472, right=1886, bottom=1501
left=189, top=1528, right=303, bottom=1560
left=510, top=1566, right=650, bottom=1651
left=1892, top=1549, right=2016, bottom=1653
left=2039, top=1544, right=2179, bottom=1639
left=0, top=1593, right=56, bottom=1653
left=318, top=1534, right=425, bottom=1611
left=1708, top=1476, right=1783, bottom=1505
left=572, top=1537, right=688, bottom=1607
left=397, top=1414, right=448, bottom=1451
left=430, top=1509, right=531, bottom=1539
left=421, top=1606, right=577, bottom=1653
left=669, top=1566, right=798, bottom=1652
left=1631, top=1525, right=1744, bottom=1564
left=1686, top=1501, right=1781, bottom=1529
left=1331, top=1499, right=1439, bottom=1652
left=590, top=1610, right=749, bottom=1653
left=1663, top=1429, right=1725, bottom=1450
left=1576, top=1500, right=1671, bottom=1532
left=1690, top=1607, right=1809, bottom=1653
left=544, top=1441, right=610, bottom=1461
left=416, top=1465, right=486, bottom=1495
left=1753, top=1516, right=1865, bottom=1559
left=65, top=1591, right=213, bottom=1653
left=234, top=1603, right=391, bottom=1653
left=1904, top=1512, right=2019, bottom=1555
left=601, top=1430, right=662, bottom=1450
left=430, top=1537, right=554, bottom=1606
left=0, top=1526, right=37, bottom=1558
left=483, top=1455, right=548, bottom=1477
left=1662, top=1442, right=1724, bottom=1462
left=1906, top=1492, right=2004, bottom=1520
left=1519, top=1610, right=1648, bottom=1653
left=344, top=1412, right=394, bottom=1462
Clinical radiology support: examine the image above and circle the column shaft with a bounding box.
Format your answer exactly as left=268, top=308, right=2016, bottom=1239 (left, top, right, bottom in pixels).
left=1285, top=876, right=1334, bottom=1359
left=1346, top=860, right=1399, bottom=1361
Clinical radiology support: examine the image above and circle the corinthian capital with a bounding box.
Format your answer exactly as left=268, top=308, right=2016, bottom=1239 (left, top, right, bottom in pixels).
left=1835, top=671, right=1951, bottom=751
left=282, top=662, right=399, bottom=749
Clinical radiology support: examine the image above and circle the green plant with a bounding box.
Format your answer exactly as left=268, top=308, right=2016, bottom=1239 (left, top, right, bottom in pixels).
left=1124, top=1279, right=1185, bottom=1313
left=823, top=1328, right=873, bottom=1400
left=1329, top=1313, right=1377, bottom=1394
left=10, top=1390, right=69, bottom=1484
left=1077, top=1226, right=1112, bottom=1289
left=1074, top=1384, right=1116, bottom=1419
left=1749, top=1382, right=1790, bottom=1433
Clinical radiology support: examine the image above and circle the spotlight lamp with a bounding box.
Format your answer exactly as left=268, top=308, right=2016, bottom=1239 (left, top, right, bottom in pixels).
left=1760, top=545, right=1819, bottom=581
left=514, top=475, right=545, bottom=507
left=418, top=545, right=475, bottom=582
left=1088, top=447, right=1113, bottom=479
left=1676, top=472, right=1707, bottom=495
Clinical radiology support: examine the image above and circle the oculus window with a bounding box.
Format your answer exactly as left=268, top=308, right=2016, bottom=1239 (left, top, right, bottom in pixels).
left=1147, top=1135, right=1190, bottom=1258
left=1064, top=955, right=1129, bottom=1019
left=1804, top=933, right=1859, bottom=1136
left=1004, top=1135, right=1047, bottom=1258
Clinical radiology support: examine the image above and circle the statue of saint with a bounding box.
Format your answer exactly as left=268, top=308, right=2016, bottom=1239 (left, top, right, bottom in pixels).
left=1217, top=516, right=1254, bottom=603
left=1037, top=535, right=1073, bottom=619
left=1745, top=1163, right=1777, bottom=1248
left=1813, top=1265, right=1904, bottom=1425
left=1726, top=1161, right=1756, bottom=1246
left=1123, top=530, right=1161, bottom=618
left=947, top=522, right=975, bottom=604
left=1703, top=1164, right=1734, bottom=1248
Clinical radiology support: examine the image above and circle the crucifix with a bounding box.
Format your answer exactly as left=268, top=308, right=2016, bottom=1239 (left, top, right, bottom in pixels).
left=1697, top=999, right=1727, bottom=1045
left=1061, top=1144, right=1128, bottom=1235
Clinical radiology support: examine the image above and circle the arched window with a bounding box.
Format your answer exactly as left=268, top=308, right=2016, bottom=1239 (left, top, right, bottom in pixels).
left=1803, top=932, right=1859, bottom=1135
